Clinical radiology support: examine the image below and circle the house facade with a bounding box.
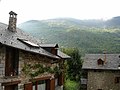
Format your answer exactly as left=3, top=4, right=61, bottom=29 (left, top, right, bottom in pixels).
left=0, top=11, right=70, bottom=90
left=82, top=54, right=120, bottom=90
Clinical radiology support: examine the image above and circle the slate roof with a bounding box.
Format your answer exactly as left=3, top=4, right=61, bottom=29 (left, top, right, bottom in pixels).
left=57, top=50, right=71, bottom=59
left=9, top=11, right=17, bottom=15
left=40, top=43, right=70, bottom=59
left=82, top=54, right=120, bottom=70
left=0, top=22, right=59, bottom=59
left=40, top=44, right=59, bottom=48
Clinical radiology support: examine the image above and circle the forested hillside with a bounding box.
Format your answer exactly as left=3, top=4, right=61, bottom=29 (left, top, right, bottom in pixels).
left=18, top=17, right=120, bottom=54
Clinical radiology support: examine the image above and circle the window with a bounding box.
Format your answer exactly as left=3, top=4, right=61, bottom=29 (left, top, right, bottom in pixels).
left=118, top=64, right=120, bottom=69
left=115, top=77, right=120, bottom=83
left=98, top=89, right=102, bottom=90
left=32, top=80, right=46, bottom=90
left=94, top=70, right=102, bottom=72
left=17, top=38, right=39, bottom=48
left=55, top=78, right=58, bottom=87
left=119, top=55, right=120, bottom=58
left=97, top=58, right=104, bottom=65
left=38, top=80, right=46, bottom=90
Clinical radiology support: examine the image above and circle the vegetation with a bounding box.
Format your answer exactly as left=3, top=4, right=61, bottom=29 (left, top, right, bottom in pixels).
left=64, top=79, right=79, bottom=90
left=22, top=63, right=61, bottom=78
left=62, top=48, right=82, bottom=81
left=62, top=48, right=82, bottom=90
left=18, top=18, right=120, bottom=54
left=19, top=17, right=120, bottom=89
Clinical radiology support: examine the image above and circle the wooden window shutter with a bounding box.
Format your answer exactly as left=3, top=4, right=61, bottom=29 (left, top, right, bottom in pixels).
left=24, top=83, right=32, bottom=90
left=115, top=77, right=119, bottom=83
left=46, top=79, right=55, bottom=90
left=50, top=79, right=55, bottom=90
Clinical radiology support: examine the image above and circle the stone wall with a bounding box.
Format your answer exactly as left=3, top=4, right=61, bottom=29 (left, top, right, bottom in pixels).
left=0, top=46, right=5, bottom=90
left=0, top=46, right=5, bottom=77
left=19, top=50, right=53, bottom=74
left=19, top=50, right=58, bottom=82
left=0, top=46, right=58, bottom=78
left=87, top=70, right=120, bottom=90
left=0, top=45, right=63, bottom=90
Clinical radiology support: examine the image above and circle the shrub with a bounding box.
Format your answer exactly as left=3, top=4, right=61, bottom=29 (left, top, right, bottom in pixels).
left=64, top=79, right=79, bottom=90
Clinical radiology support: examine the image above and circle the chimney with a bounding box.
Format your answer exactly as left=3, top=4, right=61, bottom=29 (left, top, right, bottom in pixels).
left=103, top=50, right=107, bottom=64
left=8, top=11, right=17, bottom=32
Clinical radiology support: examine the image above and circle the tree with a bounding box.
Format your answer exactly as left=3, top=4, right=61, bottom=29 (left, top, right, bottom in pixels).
left=62, top=48, right=82, bottom=81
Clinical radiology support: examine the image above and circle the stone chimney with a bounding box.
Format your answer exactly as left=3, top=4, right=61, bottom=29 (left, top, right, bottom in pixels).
left=103, top=50, right=107, bottom=64
left=8, top=11, right=17, bottom=32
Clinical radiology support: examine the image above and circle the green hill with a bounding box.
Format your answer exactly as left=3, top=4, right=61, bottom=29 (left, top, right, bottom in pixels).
left=18, top=18, right=120, bottom=54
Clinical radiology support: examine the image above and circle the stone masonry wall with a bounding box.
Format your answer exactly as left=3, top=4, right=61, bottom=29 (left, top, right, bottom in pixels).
left=19, top=50, right=62, bottom=90
left=0, top=46, right=5, bottom=90
left=87, top=70, right=120, bottom=90
left=0, top=46, right=62, bottom=90
left=19, top=50, right=56, bottom=79
left=0, top=46, right=5, bottom=77
left=19, top=50, right=53, bottom=73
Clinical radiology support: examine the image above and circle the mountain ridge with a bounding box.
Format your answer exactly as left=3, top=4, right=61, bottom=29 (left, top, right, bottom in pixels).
left=18, top=17, right=120, bottom=54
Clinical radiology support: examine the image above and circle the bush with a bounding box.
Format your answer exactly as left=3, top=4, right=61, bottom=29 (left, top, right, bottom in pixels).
left=64, top=79, right=79, bottom=90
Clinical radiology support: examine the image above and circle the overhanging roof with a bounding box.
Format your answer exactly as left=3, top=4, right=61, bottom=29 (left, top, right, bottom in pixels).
left=57, top=50, right=71, bottom=59
left=40, top=44, right=59, bottom=48
left=40, top=44, right=70, bottom=59
left=0, top=22, right=59, bottom=59
left=82, top=54, right=120, bottom=70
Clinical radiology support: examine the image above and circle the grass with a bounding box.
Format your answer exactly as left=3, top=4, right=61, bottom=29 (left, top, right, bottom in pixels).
left=64, top=79, right=79, bottom=90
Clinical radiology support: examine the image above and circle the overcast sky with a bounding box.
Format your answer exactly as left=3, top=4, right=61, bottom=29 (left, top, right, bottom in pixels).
left=0, top=0, right=120, bottom=24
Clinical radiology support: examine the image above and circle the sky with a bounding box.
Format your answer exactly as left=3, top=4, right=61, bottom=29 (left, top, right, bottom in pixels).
left=0, top=0, right=120, bottom=24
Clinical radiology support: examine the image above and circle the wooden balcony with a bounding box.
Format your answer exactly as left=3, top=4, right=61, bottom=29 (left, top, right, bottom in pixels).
left=81, top=78, right=87, bottom=85
left=0, top=75, right=20, bottom=83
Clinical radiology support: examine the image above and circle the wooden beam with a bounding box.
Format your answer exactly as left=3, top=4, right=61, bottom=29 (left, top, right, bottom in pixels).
left=29, top=76, right=51, bottom=82
left=2, top=80, right=21, bottom=86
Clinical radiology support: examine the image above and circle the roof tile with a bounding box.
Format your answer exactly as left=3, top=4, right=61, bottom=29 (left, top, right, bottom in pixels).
left=0, top=22, right=59, bottom=59
left=82, top=54, right=120, bottom=70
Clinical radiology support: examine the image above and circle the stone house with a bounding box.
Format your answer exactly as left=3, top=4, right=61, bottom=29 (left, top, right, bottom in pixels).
left=0, top=11, right=70, bottom=90
left=82, top=54, right=120, bottom=90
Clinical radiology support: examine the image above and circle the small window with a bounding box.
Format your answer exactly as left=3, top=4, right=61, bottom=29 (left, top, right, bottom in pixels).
left=97, top=70, right=102, bottom=72
left=17, top=38, right=39, bottom=48
left=119, top=55, right=120, bottom=58
left=115, top=77, right=120, bottom=83
left=94, top=70, right=102, bottom=72
left=118, top=64, right=120, bottom=69
left=97, top=58, right=104, bottom=65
